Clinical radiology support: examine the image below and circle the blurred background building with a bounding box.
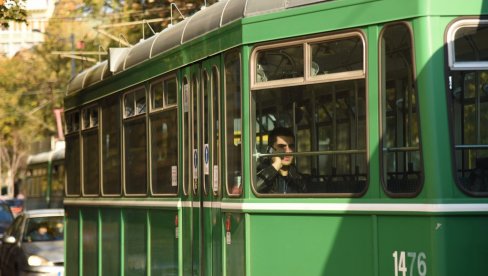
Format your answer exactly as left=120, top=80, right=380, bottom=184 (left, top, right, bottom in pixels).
left=0, top=0, right=56, bottom=57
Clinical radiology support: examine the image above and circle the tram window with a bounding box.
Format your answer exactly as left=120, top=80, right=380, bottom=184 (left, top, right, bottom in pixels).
left=66, top=133, right=81, bottom=196
left=151, top=81, right=164, bottom=109
left=255, top=44, right=304, bottom=83
left=165, top=78, right=177, bottom=106
left=453, top=25, right=488, bottom=63
left=65, top=111, right=80, bottom=134
left=66, top=110, right=81, bottom=196
left=82, top=105, right=100, bottom=195
left=310, top=36, right=363, bottom=76
left=379, top=23, right=423, bottom=196
left=150, top=76, right=178, bottom=195
left=225, top=51, right=243, bottom=196
left=101, top=96, right=121, bottom=195
left=124, top=92, right=135, bottom=117
left=251, top=32, right=367, bottom=196
left=212, top=66, right=221, bottom=195
left=448, top=20, right=488, bottom=195
left=253, top=81, right=367, bottom=195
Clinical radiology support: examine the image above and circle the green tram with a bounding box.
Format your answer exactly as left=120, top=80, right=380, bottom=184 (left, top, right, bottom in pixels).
left=24, top=145, right=65, bottom=210
left=63, top=0, right=488, bottom=275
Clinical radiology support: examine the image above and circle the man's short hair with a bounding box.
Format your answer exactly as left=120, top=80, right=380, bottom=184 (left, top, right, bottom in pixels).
left=268, top=127, right=294, bottom=146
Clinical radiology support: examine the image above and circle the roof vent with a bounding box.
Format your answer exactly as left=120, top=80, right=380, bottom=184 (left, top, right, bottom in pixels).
left=108, top=48, right=130, bottom=73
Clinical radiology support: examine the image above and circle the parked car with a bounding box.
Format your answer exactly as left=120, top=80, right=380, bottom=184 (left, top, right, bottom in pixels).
left=0, top=209, right=64, bottom=276
left=0, top=202, right=14, bottom=240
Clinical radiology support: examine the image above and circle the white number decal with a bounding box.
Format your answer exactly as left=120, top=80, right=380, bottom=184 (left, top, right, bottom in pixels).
left=393, top=251, right=427, bottom=276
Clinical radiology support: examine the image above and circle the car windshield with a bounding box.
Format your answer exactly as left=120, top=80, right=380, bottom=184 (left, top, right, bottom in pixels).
left=24, top=216, right=63, bottom=242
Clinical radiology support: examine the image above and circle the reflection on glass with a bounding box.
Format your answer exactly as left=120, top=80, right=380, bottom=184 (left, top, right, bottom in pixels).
left=310, top=36, right=363, bottom=76
left=225, top=51, right=242, bottom=195
left=124, top=119, right=147, bottom=194
left=253, top=80, right=367, bottom=194
left=151, top=110, right=178, bottom=194
left=151, top=82, right=164, bottom=109
left=102, top=97, right=121, bottom=195
left=380, top=24, right=422, bottom=194
left=256, top=45, right=304, bottom=82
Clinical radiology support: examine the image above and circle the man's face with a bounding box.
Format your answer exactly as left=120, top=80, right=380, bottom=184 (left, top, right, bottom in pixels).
left=273, top=135, right=295, bottom=166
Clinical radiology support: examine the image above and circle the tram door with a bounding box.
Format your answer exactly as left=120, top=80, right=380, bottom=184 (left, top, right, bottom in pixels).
left=183, top=55, right=222, bottom=276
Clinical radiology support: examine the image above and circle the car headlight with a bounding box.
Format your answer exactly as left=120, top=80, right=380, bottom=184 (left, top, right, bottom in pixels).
left=28, top=255, right=53, bottom=266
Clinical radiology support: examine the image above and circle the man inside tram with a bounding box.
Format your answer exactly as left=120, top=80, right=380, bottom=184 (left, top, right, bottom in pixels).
left=256, top=127, right=307, bottom=193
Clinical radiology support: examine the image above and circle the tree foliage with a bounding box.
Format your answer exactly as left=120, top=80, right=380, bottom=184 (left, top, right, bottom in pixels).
left=0, top=0, right=27, bottom=27
left=0, top=0, right=217, bottom=193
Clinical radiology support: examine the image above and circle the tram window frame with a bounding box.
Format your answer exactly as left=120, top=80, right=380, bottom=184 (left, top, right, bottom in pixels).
left=100, top=96, right=122, bottom=196
left=211, top=65, right=222, bottom=196
left=65, top=110, right=81, bottom=197
left=379, top=22, right=424, bottom=197
left=250, top=30, right=368, bottom=197
left=225, top=50, right=243, bottom=197
left=149, top=74, right=179, bottom=196
left=122, top=87, right=148, bottom=196
left=182, top=76, right=190, bottom=196
left=446, top=18, right=488, bottom=196
left=81, top=104, right=100, bottom=196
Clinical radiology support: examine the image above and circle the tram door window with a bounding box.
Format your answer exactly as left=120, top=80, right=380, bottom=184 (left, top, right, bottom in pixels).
left=81, top=105, right=100, bottom=195
left=447, top=20, right=488, bottom=195
left=212, top=66, right=221, bottom=195
left=379, top=23, right=423, bottom=195
left=191, top=73, right=200, bottom=195
left=182, top=77, right=190, bottom=195
left=65, top=110, right=81, bottom=196
left=149, top=75, right=178, bottom=195
left=123, top=87, right=147, bottom=195
left=225, top=51, right=243, bottom=196
left=101, top=96, right=121, bottom=195
left=202, top=70, right=211, bottom=195
left=252, top=33, right=367, bottom=195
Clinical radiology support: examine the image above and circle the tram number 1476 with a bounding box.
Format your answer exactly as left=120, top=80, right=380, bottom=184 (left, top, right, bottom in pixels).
left=392, top=251, right=427, bottom=276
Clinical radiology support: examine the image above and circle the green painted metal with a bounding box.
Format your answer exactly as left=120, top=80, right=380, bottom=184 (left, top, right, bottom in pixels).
left=63, top=0, right=488, bottom=275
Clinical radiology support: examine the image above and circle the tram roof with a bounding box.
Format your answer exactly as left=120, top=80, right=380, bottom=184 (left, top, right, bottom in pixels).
left=67, top=0, right=330, bottom=95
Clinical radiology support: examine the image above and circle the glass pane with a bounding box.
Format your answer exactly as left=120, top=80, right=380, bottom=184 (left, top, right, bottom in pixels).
left=83, top=109, right=91, bottom=129
left=124, top=118, right=147, bottom=194
left=311, top=36, right=363, bottom=76
left=203, top=70, right=210, bottom=194
left=256, top=45, right=304, bottom=82
left=151, top=110, right=178, bottom=194
left=124, top=93, right=134, bottom=117
left=454, top=25, right=488, bottom=62
left=380, top=24, right=422, bottom=194
left=102, top=97, right=121, bottom=195
left=450, top=70, right=488, bottom=193
left=212, top=67, right=220, bottom=194
left=66, top=135, right=80, bottom=195
left=165, top=77, right=177, bottom=106
left=24, top=216, right=64, bottom=242
left=135, top=89, right=146, bottom=115
left=151, top=81, right=164, bottom=109
left=91, top=107, right=99, bottom=127
left=225, top=51, right=242, bottom=195
left=83, top=130, right=100, bottom=195
left=182, top=77, right=190, bottom=195
left=253, top=80, right=367, bottom=194
left=191, top=75, right=199, bottom=194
